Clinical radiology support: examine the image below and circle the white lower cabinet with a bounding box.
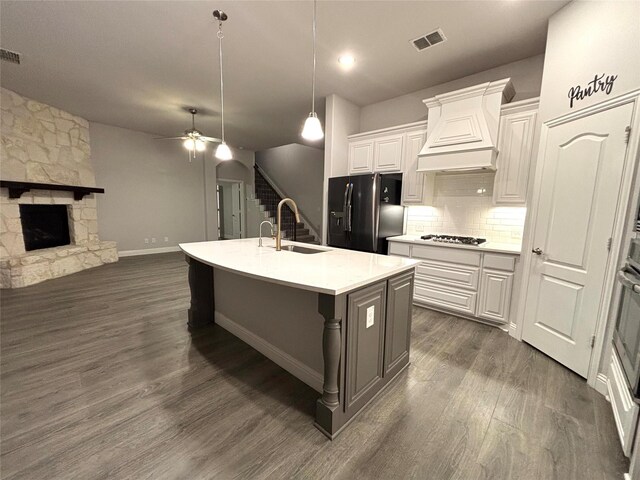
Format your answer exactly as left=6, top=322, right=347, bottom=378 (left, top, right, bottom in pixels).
left=478, top=269, right=514, bottom=323
left=389, top=240, right=519, bottom=325
left=414, top=279, right=477, bottom=316
left=608, top=349, right=639, bottom=456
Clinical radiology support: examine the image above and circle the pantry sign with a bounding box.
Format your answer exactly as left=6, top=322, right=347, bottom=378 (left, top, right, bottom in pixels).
left=567, top=73, right=618, bottom=108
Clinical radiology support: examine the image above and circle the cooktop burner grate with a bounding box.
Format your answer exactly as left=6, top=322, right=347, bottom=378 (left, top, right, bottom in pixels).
left=420, top=234, right=487, bottom=246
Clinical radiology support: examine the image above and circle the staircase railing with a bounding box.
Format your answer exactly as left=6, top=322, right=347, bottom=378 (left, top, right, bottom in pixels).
left=253, top=164, right=321, bottom=241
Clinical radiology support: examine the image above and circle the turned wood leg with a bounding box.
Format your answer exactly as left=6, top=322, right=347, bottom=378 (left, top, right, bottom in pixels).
left=321, top=316, right=341, bottom=407
left=185, top=255, right=215, bottom=330
left=315, top=293, right=346, bottom=439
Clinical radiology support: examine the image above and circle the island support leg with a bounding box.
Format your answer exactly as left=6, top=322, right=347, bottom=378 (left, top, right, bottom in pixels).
left=185, top=256, right=215, bottom=330
left=315, top=293, right=346, bottom=439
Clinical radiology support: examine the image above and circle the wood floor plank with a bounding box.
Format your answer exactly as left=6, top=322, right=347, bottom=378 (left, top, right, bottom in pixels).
left=0, top=252, right=628, bottom=479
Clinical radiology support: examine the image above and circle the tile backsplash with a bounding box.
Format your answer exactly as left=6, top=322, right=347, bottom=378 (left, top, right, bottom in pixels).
left=406, top=173, right=526, bottom=244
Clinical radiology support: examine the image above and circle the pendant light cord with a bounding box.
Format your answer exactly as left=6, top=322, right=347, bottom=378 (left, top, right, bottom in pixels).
left=218, top=22, right=225, bottom=143
left=311, top=0, right=317, bottom=114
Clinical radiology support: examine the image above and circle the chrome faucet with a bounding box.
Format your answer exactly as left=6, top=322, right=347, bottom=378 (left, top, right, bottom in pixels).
left=258, top=220, right=275, bottom=247
left=276, top=198, right=301, bottom=251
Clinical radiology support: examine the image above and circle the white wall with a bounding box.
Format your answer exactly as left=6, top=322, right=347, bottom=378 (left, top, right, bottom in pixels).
left=360, top=54, right=545, bottom=132
left=91, top=122, right=255, bottom=253
left=255, top=143, right=324, bottom=235
left=537, top=0, right=640, bottom=123
left=90, top=122, right=208, bottom=252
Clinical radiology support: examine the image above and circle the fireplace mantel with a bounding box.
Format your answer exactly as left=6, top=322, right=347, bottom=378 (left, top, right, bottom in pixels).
left=0, top=180, right=105, bottom=201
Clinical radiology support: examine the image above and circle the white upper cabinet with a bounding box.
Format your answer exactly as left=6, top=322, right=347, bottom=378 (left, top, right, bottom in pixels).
left=348, top=139, right=374, bottom=174
left=402, top=128, right=434, bottom=205
left=347, top=122, right=434, bottom=205
left=373, top=133, right=404, bottom=172
left=493, top=99, right=539, bottom=205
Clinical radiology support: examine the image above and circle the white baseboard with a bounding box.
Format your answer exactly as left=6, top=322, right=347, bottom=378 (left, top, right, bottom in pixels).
left=595, top=372, right=609, bottom=397
left=215, top=311, right=323, bottom=393
left=118, top=246, right=181, bottom=257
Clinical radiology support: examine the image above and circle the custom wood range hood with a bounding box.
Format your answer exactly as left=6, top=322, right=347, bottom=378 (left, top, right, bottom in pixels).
left=417, top=78, right=515, bottom=172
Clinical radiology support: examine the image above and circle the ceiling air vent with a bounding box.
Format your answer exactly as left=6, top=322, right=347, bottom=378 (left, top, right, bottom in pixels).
left=411, top=28, right=447, bottom=52
left=0, top=48, right=21, bottom=64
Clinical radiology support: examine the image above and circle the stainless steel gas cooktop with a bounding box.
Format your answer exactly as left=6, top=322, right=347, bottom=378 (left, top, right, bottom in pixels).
left=420, top=234, right=487, bottom=246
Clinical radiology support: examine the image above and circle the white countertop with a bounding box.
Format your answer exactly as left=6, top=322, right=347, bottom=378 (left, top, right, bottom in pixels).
left=387, top=235, right=522, bottom=255
left=180, top=238, right=419, bottom=295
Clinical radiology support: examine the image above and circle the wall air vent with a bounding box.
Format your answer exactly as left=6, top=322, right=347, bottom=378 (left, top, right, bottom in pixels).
left=411, top=29, right=447, bottom=52
left=0, top=48, right=21, bottom=64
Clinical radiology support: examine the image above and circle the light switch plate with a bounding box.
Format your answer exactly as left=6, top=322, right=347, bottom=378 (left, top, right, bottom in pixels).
left=366, top=306, right=375, bottom=328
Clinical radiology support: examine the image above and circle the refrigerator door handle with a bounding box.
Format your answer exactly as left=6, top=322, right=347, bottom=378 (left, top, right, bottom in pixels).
left=342, top=182, right=350, bottom=231
left=346, top=183, right=354, bottom=232
left=372, top=174, right=380, bottom=252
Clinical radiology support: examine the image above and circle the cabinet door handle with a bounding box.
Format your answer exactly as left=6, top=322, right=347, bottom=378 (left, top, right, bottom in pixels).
left=532, top=248, right=543, bottom=255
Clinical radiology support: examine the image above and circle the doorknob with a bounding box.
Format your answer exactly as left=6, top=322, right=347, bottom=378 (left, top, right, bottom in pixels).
left=532, top=248, right=543, bottom=255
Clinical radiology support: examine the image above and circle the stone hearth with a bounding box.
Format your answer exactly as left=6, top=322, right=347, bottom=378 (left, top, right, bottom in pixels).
left=1, top=87, right=118, bottom=288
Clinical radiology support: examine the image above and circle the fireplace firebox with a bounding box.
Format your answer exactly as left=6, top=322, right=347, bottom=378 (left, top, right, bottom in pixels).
left=19, top=205, right=71, bottom=251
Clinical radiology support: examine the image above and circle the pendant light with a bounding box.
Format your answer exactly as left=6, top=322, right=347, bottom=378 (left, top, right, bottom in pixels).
left=214, top=10, right=233, bottom=161
left=301, top=0, right=324, bottom=141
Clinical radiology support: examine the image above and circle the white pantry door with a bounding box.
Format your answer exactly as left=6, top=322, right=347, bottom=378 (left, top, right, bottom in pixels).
left=522, top=103, right=633, bottom=378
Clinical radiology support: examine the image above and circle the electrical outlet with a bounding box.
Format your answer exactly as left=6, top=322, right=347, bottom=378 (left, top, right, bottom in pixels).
left=415, top=224, right=424, bottom=232
left=366, top=306, right=375, bottom=328
left=164, top=236, right=169, bottom=242
left=144, top=238, right=149, bottom=244
left=151, top=237, right=156, bottom=244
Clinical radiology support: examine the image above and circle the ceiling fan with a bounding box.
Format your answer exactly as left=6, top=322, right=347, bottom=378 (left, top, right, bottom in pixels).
left=155, top=108, right=221, bottom=161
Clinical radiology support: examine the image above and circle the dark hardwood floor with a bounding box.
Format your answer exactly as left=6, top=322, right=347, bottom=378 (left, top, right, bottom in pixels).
left=0, top=253, right=629, bottom=479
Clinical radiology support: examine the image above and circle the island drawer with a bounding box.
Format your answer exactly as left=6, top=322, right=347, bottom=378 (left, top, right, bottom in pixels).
left=415, top=260, right=479, bottom=291
left=412, top=244, right=481, bottom=267
left=388, top=242, right=411, bottom=257
left=413, top=279, right=477, bottom=316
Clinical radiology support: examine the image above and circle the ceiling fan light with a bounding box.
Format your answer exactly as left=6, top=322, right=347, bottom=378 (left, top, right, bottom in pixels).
left=301, top=112, right=324, bottom=141
left=215, top=141, right=233, bottom=161
left=183, top=138, right=196, bottom=151
left=195, top=139, right=206, bottom=152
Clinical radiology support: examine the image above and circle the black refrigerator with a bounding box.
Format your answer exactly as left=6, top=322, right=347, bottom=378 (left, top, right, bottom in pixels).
left=327, top=173, right=405, bottom=254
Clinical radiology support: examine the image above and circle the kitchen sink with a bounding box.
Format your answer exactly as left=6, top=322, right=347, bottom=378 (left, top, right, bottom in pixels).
left=277, top=245, right=325, bottom=254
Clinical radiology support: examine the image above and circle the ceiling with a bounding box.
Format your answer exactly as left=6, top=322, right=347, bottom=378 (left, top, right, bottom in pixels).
left=0, top=1, right=569, bottom=151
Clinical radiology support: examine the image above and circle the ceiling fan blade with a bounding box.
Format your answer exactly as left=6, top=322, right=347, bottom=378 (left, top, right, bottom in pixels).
left=200, top=136, right=222, bottom=143
left=153, top=136, right=188, bottom=140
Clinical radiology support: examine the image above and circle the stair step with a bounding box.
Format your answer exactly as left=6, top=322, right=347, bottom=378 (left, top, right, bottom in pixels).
left=295, top=235, right=316, bottom=243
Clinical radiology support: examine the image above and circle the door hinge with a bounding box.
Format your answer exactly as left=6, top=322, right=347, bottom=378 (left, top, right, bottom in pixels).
left=590, top=335, right=596, bottom=348
left=607, top=237, right=612, bottom=251
left=625, top=126, right=631, bottom=144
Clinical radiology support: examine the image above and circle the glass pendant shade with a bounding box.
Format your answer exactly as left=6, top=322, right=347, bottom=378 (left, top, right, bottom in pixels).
left=183, top=138, right=207, bottom=153
left=183, top=138, right=196, bottom=151
left=301, top=112, right=324, bottom=141
left=215, top=141, right=232, bottom=161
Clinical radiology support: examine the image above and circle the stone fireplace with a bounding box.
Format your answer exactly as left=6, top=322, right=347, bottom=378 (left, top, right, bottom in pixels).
left=1, top=88, right=118, bottom=288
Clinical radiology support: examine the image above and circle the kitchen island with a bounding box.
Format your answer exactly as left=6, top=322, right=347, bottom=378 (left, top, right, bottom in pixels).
left=180, top=238, right=418, bottom=439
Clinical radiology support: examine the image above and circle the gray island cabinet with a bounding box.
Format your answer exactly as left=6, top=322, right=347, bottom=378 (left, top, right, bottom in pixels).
left=180, top=238, right=418, bottom=439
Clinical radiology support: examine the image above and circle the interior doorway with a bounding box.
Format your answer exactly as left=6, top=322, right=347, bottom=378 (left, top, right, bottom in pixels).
left=216, top=179, right=245, bottom=240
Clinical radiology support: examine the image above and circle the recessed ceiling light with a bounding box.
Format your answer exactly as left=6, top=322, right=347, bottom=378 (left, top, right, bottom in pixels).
left=338, top=55, right=356, bottom=67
